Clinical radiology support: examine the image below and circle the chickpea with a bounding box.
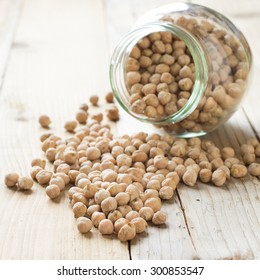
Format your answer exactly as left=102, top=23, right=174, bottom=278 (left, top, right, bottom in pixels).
left=101, top=197, right=117, bottom=214
left=4, top=172, right=19, bottom=187
left=91, top=212, right=106, bottom=227
left=90, top=95, right=99, bottom=106
left=105, top=91, right=114, bottom=103
left=77, top=217, right=92, bottom=233
left=144, top=197, right=161, bottom=212
left=31, top=158, right=46, bottom=169
left=139, top=207, right=154, bottom=221
left=248, top=163, right=260, bottom=176
left=125, top=210, right=140, bottom=221
left=46, top=184, right=60, bottom=199
left=64, top=120, right=77, bottom=132
left=36, top=170, right=52, bottom=185
left=131, top=217, right=147, bottom=233
left=231, top=164, right=247, bottom=178
left=118, top=222, right=136, bottom=241
left=17, top=177, right=33, bottom=191
left=39, top=115, right=51, bottom=128
left=49, top=177, right=65, bottom=191
left=98, top=219, right=114, bottom=235
left=152, top=211, right=166, bottom=225
left=73, top=202, right=87, bottom=218
left=212, top=169, right=226, bottom=186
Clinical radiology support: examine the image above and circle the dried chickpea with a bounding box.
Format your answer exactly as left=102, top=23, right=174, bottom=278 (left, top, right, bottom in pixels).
left=49, top=177, right=65, bottom=191
left=90, top=95, right=99, bottom=106
left=101, top=197, right=117, bottom=214
left=108, top=210, right=123, bottom=223
left=152, top=211, right=166, bottom=225
left=105, top=91, right=114, bottom=103
left=212, top=169, right=226, bottom=186
left=76, top=110, right=88, bottom=124
left=125, top=210, right=140, bottom=221
left=73, top=202, right=87, bottom=218
left=106, top=105, right=119, bottom=121
left=36, top=170, right=52, bottom=185
left=91, top=212, right=106, bottom=227
left=46, top=184, right=60, bottom=199
left=118, top=222, right=136, bottom=241
left=98, top=219, right=114, bottom=235
left=30, top=166, right=42, bottom=180
left=114, top=218, right=129, bottom=233
left=4, top=172, right=19, bottom=187
left=115, top=192, right=130, bottom=206
left=182, top=168, right=197, bottom=187
left=248, top=163, right=260, bottom=176
left=86, top=147, right=101, bottom=160
left=38, top=115, right=51, bottom=128
left=17, top=177, right=33, bottom=191
left=131, top=217, right=147, bottom=233
left=77, top=217, right=92, bottom=233
left=144, top=197, right=161, bottom=212
left=64, top=120, right=77, bottom=132
left=139, top=206, right=154, bottom=221
left=231, top=164, right=247, bottom=178
left=199, top=169, right=212, bottom=183
left=31, top=158, right=46, bottom=169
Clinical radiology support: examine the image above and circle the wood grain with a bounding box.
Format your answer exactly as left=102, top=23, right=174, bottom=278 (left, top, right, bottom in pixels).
left=0, top=0, right=127, bottom=260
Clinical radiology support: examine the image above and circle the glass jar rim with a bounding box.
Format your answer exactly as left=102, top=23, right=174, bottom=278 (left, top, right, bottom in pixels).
left=110, top=21, right=209, bottom=125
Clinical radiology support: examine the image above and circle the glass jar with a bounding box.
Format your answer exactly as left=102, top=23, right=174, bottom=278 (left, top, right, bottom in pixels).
left=110, top=2, right=252, bottom=137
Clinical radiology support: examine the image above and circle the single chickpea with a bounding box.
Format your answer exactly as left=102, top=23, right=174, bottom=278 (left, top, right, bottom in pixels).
left=221, top=147, right=235, bottom=160
left=49, top=177, right=65, bottom=191
left=76, top=110, right=88, bottom=124
left=98, top=219, right=114, bottom=235
left=45, top=148, right=57, bottom=162
left=125, top=210, right=140, bottom=221
left=94, top=189, right=111, bottom=204
left=199, top=169, right=212, bottom=183
left=212, top=169, right=226, bottom=187
left=248, top=163, right=260, bottom=176
left=91, top=212, right=106, bottom=227
left=46, top=184, right=60, bottom=199
left=114, top=218, right=129, bottom=233
left=71, top=193, right=88, bottom=206
left=115, top=192, right=130, bottom=206
left=159, top=186, right=174, bottom=200
left=86, top=147, right=101, bottom=160
left=231, top=164, right=247, bottom=178
left=64, top=120, right=77, bottom=132
left=106, top=105, right=119, bottom=121
left=118, top=222, right=136, bottom=241
left=73, top=202, right=87, bottom=218
left=182, top=168, right=197, bottom=187
left=36, top=170, right=52, bottom=185
left=38, top=115, right=51, bottom=128
left=139, top=207, right=154, bottom=221
left=144, top=197, right=161, bottom=212
left=17, top=176, right=33, bottom=191
left=108, top=210, right=123, bottom=223
left=77, top=217, right=92, bottom=233
left=79, top=103, right=89, bottom=112
left=105, top=91, right=114, bottom=103
left=86, top=204, right=101, bottom=217
left=4, top=172, right=19, bottom=187
left=131, top=217, right=147, bottom=233
left=92, top=113, right=103, bottom=123
left=101, top=197, right=117, bottom=214
left=90, top=95, right=99, bottom=106
left=152, top=211, right=166, bottom=225
left=31, top=158, right=46, bottom=169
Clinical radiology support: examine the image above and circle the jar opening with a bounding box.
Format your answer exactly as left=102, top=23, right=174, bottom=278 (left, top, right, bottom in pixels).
left=110, top=21, right=209, bottom=125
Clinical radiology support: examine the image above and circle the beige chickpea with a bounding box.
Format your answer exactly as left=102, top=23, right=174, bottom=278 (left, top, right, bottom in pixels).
left=73, top=202, right=87, bottom=218
left=94, top=189, right=111, bottom=204
left=114, top=218, right=129, bottom=233
left=118, top=222, right=136, bottom=241
left=139, top=207, right=154, bottom=221
left=144, top=197, right=161, bottom=212
left=115, top=192, right=130, bottom=206
left=231, top=164, right=247, bottom=178
left=77, top=217, right=92, bottom=233
left=31, top=158, right=46, bottom=169
left=152, top=211, right=166, bottom=225
left=39, top=115, right=51, bottom=128
left=182, top=168, right=197, bottom=187
left=125, top=210, right=140, bottom=221
left=17, top=177, right=33, bottom=191
left=117, top=205, right=132, bottom=217
left=90, top=95, right=99, bottom=106
left=131, top=217, right=147, bottom=233
left=4, top=172, right=19, bottom=187
left=248, top=163, right=260, bottom=176
left=76, top=110, right=88, bottom=124
left=86, top=147, right=101, bottom=160
left=105, top=91, right=114, bottom=103
left=159, top=186, right=174, bottom=200
left=101, top=197, right=117, bottom=214
left=199, top=169, right=212, bottom=183
left=106, top=105, right=119, bottom=121
left=64, top=120, right=77, bottom=132
left=98, top=219, right=114, bottom=235
left=46, top=184, right=60, bottom=199
left=71, top=192, right=88, bottom=206
left=212, top=169, right=226, bottom=186
left=36, top=170, right=52, bottom=185
left=108, top=210, right=123, bottom=223
left=86, top=204, right=101, bottom=217
left=91, top=212, right=106, bottom=227
left=49, top=177, right=65, bottom=191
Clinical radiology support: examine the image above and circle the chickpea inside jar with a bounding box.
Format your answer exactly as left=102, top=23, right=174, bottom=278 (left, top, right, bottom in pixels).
left=110, top=3, right=252, bottom=137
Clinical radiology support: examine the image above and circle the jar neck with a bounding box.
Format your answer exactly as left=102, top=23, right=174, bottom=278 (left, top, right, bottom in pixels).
left=110, top=21, right=209, bottom=124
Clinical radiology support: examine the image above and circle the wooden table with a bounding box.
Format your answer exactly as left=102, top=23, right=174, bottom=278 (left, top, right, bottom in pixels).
left=0, top=0, right=260, bottom=260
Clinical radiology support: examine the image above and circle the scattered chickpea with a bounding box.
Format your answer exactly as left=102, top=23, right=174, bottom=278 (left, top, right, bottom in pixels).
left=212, top=169, right=226, bottom=186
left=77, top=217, right=92, bottom=233
left=64, top=120, right=77, bottom=132
left=106, top=105, right=119, bottom=121
left=46, top=184, right=60, bottom=199
left=98, top=219, right=114, bottom=235
left=90, top=95, right=99, bottom=106
left=4, top=172, right=19, bottom=187
left=73, top=202, right=87, bottom=218
left=31, top=158, right=46, bottom=169
left=17, top=177, right=33, bottom=191
left=131, top=217, right=147, bottom=233
left=118, top=222, right=136, bottom=241
left=36, top=170, right=52, bottom=185
left=76, top=110, right=88, bottom=124
left=248, top=163, right=260, bottom=176
left=105, top=91, right=114, bottom=103
left=39, top=115, right=51, bottom=128
left=231, top=164, right=247, bottom=178
left=91, top=212, right=106, bottom=227
left=152, top=211, right=166, bottom=225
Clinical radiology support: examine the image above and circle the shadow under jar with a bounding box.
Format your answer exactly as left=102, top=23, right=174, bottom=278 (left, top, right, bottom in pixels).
left=110, top=2, right=252, bottom=137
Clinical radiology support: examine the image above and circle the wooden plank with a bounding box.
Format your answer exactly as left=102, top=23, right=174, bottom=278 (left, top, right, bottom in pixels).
left=0, top=0, right=23, bottom=89
left=0, top=0, right=128, bottom=259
